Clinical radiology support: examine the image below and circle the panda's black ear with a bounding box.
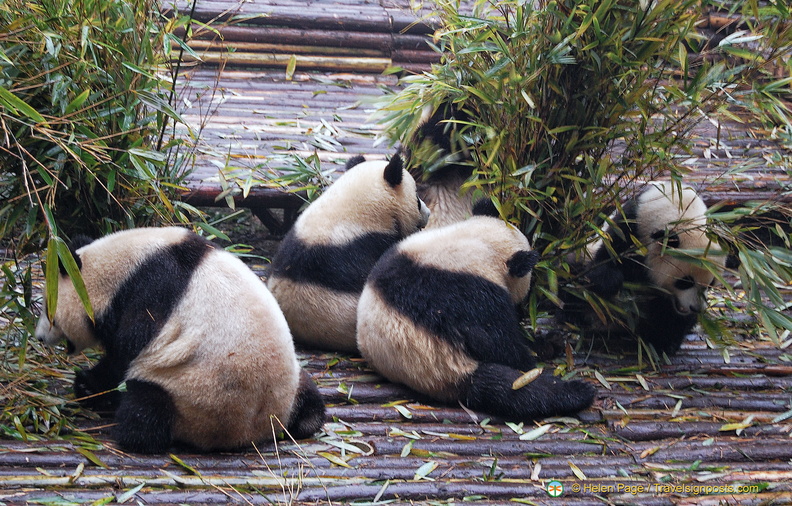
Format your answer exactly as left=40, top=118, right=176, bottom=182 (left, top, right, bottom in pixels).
left=472, top=198, right=499, bottom=218
left=507, top=250, right=539, bottom=278
left=345, top=155, right=366, bottom=170
left=383, top=155, right=404, bottom=187
left=58, top=235, right=92, bottom=275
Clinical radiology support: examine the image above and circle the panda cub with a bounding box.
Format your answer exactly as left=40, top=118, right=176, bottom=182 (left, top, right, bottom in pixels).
left=357, top=200, right=596, bottom=421
left=36, top=227, right=325, bottom=454
left=268, top=155, right=430, bottom=353
left=562, top=181, right=724, bottom=355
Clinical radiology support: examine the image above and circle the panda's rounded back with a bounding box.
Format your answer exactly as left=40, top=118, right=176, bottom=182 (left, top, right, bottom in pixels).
left=128, top=243, right=300, bottom=449
left=395, top=216, right=534, bottom=303
left=292, top=159, right=426, bottom=245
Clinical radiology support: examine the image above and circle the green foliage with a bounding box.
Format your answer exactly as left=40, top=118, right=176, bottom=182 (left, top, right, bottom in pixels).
left=378, top=0, right=792, bottom=344
left=0, top=0, right=199, bottom=438
left=0, top=0, right=194, bottom=250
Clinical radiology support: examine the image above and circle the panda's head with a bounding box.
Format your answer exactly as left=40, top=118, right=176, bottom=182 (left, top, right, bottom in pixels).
left=636, top=182, right=723, bottom=315
left=298, top=155, right=430, bottom=244
left=35, top=236, right=98, bottom=354
left=400, top=198, right=537, bottom=304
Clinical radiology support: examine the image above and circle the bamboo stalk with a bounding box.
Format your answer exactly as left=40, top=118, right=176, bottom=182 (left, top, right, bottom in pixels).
left=615, top=421, right=792, bottom=442
left=183, top=25, right=431, bottom=52
left=185, top=40, right=387, bottom=58
left=181, top=50, right=393, bottom=73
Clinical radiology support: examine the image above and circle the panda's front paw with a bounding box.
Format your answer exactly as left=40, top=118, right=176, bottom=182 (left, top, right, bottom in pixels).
left=74, top=369, right=119, bottom=411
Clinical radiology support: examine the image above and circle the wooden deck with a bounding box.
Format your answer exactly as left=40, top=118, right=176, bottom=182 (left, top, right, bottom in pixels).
left=2, top=1, right=791, bottom=504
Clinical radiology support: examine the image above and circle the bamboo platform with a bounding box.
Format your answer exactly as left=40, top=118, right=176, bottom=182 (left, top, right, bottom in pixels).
left=2, top=1, right=791, bottom=505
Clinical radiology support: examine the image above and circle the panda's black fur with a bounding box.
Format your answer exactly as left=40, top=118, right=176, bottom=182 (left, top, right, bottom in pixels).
left=357, top=200, right=596, bottom=421
left=267, top=155, right=430, bottom=352
left=37, top=227, right=325, bottom=453
left=559, top=181, right=724, bottom=355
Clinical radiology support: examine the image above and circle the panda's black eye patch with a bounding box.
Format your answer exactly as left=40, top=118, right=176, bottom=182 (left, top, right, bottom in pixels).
left=674, top=276, right=695, bottom=290
left=651, top=229, right=681, bottom=248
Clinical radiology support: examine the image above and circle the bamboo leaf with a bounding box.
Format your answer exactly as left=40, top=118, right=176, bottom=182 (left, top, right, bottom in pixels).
left=569, top=461, right=587, bottom=480
left=414, top=461, right=438, bottom=480
left=0, top=86, right=47, bottom=124
left=76, top=447, right=108, bottom=469
left=317, top=451, right=352, bottom=468
left=512, top=368, right=543, bottom=390
left=169, top=454, right=200, bottom=476
left=286, top=55, right=297, bottom=80
left=519, top=424, right=552, bottom=441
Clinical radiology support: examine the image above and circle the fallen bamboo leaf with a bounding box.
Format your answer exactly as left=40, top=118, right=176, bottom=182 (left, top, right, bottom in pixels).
left=512, top=368, right=543, bottom=390
left=672, top=399, right=682, bottom=417
left=531, top=462, right=541, bottom=481
left=381, top=400, right=410, bottom=407
left=720, top=415, right=754, bottom=435
left=319, top=438, right=374, bottom=455
left=569, top=461, right=587, bottom=480
left=317, top=451, right=353, bottom=468
left=76, top=447, right=108, bottom=469
left=285, top=55, right=297, bottom=80
left=506, top=422, right=524, bottom=435
left=772, top=408, right=792, bottom=423
left=640, top=446, right=660, bottom=459
left=401, top=440, right=414, bottom=457
left=414, top=461, right=438, bottom=480
left=594, top=370, right=611, bottom=390
left=69, top=462, right=84, bottom=484
left=116, top=482, right=145, bottom=503
left=170, top=454, right=200, bottom=476
left=448, top=433, right=477, bottom=440
left=390, top=428, right=421, bottom=439
left=373, top=479, right=390, bottom=502
left=520, top=424, right=552, bottom=441
left=636, top=374, right=649, bottom=391
left=394, top=404, right=412, bottom=419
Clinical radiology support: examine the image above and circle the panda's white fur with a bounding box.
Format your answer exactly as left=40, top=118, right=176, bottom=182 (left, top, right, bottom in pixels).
left=36, top=227, right=325, bottom=453
left=562, top=181, right=725, bottom=354
left=357, top=201, right=596, bottom=421
left=267, top=155, right=429, bottom=352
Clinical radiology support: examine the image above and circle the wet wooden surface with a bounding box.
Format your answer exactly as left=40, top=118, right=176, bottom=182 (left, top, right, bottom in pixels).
left=3, top=331, right=792, bottom=504
left=2, top=1, right=792, bottom=504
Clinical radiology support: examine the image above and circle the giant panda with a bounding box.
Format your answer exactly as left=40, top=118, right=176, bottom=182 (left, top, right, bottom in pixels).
left=403, top=103, right=475, bottom=228
left=560, top=181, right=725, bottom=355
left=356, top=200, right=596, bottom=421
left=35, top=227, right=325, bottom=454
left=267, top=155, right=430, bottom=353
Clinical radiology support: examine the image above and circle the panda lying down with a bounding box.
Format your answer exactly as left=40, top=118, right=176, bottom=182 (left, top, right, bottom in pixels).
left=36, top=227, right=325, bottom=454
left=357, top=200, right=596, bottom=421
